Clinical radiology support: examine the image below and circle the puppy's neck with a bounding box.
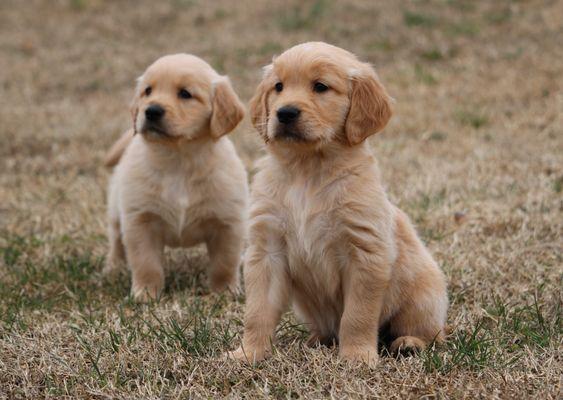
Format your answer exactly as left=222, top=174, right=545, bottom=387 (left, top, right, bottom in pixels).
left=268, top=141, right=376, bottom=181
left=141, top=134, right=219, bottom=172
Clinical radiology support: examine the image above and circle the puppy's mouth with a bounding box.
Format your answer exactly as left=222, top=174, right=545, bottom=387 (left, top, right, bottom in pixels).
left=273, top=126, right=310, bottom=142
left=141, top=122, right=173, bottom=138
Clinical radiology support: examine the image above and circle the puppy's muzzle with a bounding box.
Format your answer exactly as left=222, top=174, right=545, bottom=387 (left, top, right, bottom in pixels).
left=275, top=105, right=307, bottom=141
left=277, top=105, right=301, bottom=125
left=145, top=104, right=165, bottom=122
left=142, top=104, right=170, bottom=137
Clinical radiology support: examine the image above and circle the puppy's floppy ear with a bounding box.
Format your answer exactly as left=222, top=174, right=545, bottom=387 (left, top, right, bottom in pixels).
left=249, top=64, right=274, bottom=140
left=130, top=75, right=143, bottom=135
left=345, top=63, right=393, bottom=145
left=210, top=76, right=245, bottom=138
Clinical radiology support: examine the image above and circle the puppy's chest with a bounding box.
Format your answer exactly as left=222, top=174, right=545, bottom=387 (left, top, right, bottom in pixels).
left=282, top=185, right=340, bottom=269
left=157, top=175, right=202, bottom=234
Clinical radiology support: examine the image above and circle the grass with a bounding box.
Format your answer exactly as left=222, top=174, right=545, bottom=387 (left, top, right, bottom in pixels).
left=423, top=293, right=561, bottom=373
left=1, top=0, right=562, bottom=398
left=414, top=64, right=438, bottom=85
left=403, top=11, right=437, bottom=28
left=553, top=176, right=563, bottom=193
left=456, top=109, right=489, bottom=129
left=421, top=48, right=444, bottom=61
left=278, top=0, right=330, bottom=31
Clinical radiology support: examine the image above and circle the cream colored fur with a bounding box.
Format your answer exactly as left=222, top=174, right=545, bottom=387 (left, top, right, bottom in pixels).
left=105, top=54, right=248, bottom=301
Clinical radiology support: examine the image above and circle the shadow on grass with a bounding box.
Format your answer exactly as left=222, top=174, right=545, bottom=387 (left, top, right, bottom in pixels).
left=163, top=246, right=211, bottom=297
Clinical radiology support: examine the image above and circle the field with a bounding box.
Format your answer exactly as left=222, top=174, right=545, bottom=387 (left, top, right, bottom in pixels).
left=0, top=0, right=561, bottom=398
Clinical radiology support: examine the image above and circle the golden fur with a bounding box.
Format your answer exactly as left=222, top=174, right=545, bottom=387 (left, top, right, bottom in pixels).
left=105, top=54, right=248, bottom=300
left=104, top=128, right=134, bottom=168
left=229, top=42, right=448, bottom=366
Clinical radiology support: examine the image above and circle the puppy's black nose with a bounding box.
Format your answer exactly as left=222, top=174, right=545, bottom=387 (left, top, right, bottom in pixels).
left=145, top=104, right=165, bottom=121
left=277, top=106, right=301, bottom=124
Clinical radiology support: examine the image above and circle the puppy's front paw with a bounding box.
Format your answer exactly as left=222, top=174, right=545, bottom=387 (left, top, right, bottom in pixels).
left=130, top=269, right=164, bottom=302
left=131, top=280, right=163, bottom=302
left=224, top=346, right=267, bottom=364
left=339, top=346, right=379, bottom=368
left=389, top=336, right=426, bottom=355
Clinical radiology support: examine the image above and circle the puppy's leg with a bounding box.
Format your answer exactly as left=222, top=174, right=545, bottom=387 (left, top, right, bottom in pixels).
left=228, top=243, right=289, bottom=364
left=104, top=177, right=126, bottom=275
left=122, top=214, right=165, bottom=301
left=104, top=217, right=126, bottom=275
left=388, top=209, right=448, bottom=354
left=206, top=224, right=243, bottom=293
left=338, top=261, right=389, bottom=368
left=388, top=268, right=447, bottom=354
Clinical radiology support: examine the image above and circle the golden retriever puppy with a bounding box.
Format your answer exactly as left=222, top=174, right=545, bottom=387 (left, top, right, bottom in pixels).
left=104, top=54, right=248, bottom=301
left=228, top=42, right=448, bottom=366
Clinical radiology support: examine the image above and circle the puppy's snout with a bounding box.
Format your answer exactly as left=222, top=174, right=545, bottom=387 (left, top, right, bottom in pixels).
left=145, top=104, right=165, bottom=122
left=277, top=106, right=301, bottom=125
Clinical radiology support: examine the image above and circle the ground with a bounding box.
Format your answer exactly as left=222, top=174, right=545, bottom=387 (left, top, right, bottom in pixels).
left=0, top=0, right=561, bottom=398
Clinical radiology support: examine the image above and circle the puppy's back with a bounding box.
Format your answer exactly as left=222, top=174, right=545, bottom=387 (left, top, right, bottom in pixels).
left=104, top=129, right=135, bottom=168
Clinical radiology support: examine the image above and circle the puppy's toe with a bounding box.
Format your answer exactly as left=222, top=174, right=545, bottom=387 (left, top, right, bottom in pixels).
left=339, top=346, right=379, bottom=368
left=224, top=347, right=247, bottom=361
left=130, top=270, right=164, bottom=302
left=224, top=346, right=266, bottom=364
left=389, top=336, right=426, bottom=355
left=131, top=283, right=162, bottom=302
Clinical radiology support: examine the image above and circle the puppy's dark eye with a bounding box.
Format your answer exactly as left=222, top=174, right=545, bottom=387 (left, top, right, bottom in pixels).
left=313, top=82, right=329, bottom=93
left=178, top=89, right=192, bottom=99
left=144, top=86, right=152, bottom=96
left=274, top=82, right=283, bottom=93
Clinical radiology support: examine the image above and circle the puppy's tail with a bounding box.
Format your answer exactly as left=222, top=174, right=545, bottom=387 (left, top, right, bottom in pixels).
left=104, top=129, right=135, bottom=168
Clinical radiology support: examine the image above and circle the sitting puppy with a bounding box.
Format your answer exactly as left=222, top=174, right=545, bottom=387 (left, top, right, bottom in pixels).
left=104, top=54, right=248, bottom=301
left=229, top=42, right=448, bottom=366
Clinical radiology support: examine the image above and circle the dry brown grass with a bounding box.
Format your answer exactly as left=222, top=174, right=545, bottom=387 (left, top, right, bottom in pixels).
left=1, top=0, right=561, bottom=398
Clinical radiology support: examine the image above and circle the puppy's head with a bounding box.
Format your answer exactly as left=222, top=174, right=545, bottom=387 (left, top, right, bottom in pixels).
left=131, top=54, right=244, bottom=143
left=250, top=42, right=392, bottom=148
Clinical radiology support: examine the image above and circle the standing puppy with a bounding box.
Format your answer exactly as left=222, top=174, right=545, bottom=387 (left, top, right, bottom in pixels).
left=229, top=42, right=447, bottom=366
left=105, top=54, right=248, bottom=301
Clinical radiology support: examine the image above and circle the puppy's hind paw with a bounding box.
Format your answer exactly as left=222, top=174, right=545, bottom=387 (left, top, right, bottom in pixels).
left=389, top=336, right=426, bottom=355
